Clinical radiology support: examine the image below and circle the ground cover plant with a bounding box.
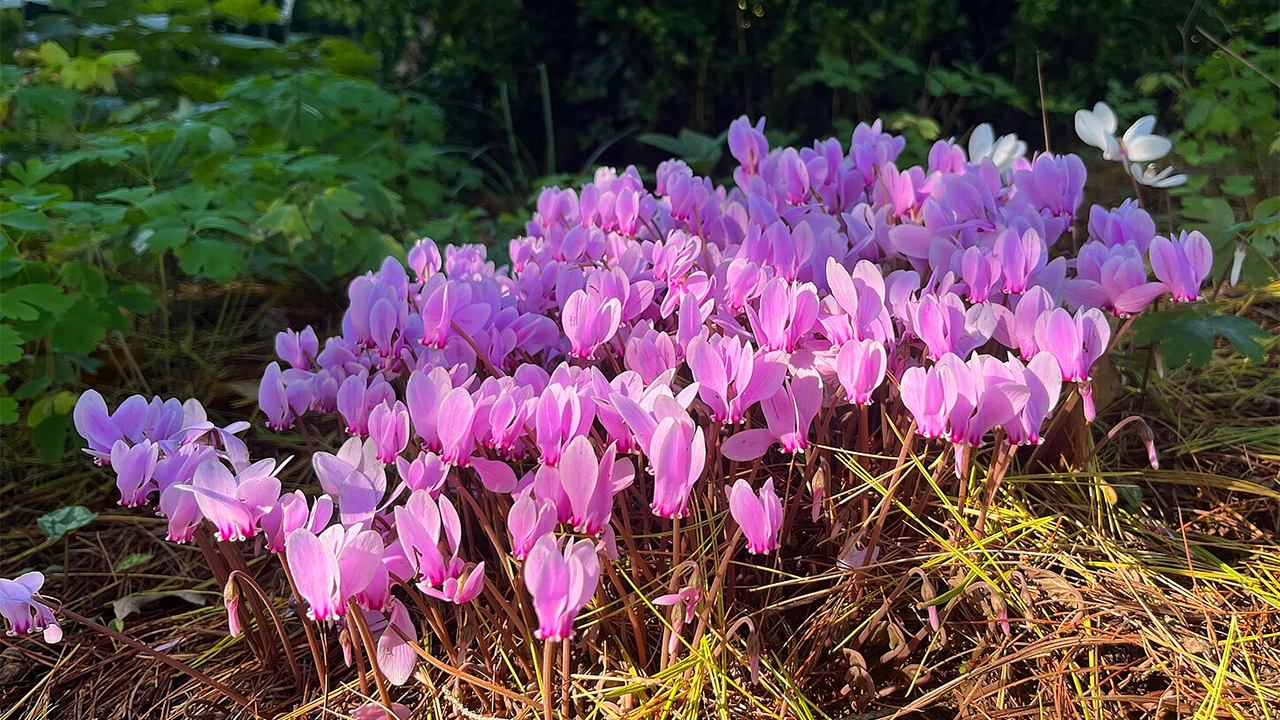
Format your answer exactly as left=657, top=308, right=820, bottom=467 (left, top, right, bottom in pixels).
left=6, top=102, right=1278, bottom=719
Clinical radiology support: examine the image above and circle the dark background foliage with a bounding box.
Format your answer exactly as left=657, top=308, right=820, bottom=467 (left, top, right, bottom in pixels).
left=296, top=0, right=1274, bottom=183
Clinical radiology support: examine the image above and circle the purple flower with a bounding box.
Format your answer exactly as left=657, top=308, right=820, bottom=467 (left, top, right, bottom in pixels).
left=1035, top=307, right=1111, bottom=420
left=727, top=478, right=784, bottom=554
left=835, top=338, right=887, bottom=405
left=1150, top=231, right=1212, bottom=303
left=0, top=572, right=61, bottom=643
left=285, top=524, right=384, bottom=621
left=523, top=534, right=599, bottom=641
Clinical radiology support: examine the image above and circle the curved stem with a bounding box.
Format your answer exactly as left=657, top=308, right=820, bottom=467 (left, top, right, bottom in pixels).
left=227, top=570, right=303, bottom=689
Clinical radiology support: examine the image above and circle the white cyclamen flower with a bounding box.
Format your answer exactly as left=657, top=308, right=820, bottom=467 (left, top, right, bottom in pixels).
left=968, top=123, right=1027, bottom=172
left=1131, top=162, right=1187, bottom=188
left=1074, top=101, right=1173, bottom=163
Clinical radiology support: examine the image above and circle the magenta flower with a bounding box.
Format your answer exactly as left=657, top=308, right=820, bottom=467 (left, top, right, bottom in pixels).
left=727, top=478, right=784, bottom=554
left=368, top=400, right=410, bottom=464
left=0, top=572, right=61, bottom=643
left=374, top=598, right=417, bottom=686
left=507, top=494, right=558, bottom=560
left=1150, top=231, right=1212, bottom=302
left=900, top=363, right=955, bottom=439
left=649, top=416, right=707, bottom=518
left=686, top=336, right=786, bottom=424
left=73, top=389, right=123, bottom=462
left=523, top=534, right=599, bottom=641
left=562, top=288, right=622, bottom=360
left=285, top=524, right=384, bottom=621
left=110, top=439, right=159, bottom=507
left=1034, top=307, right=1111, bottom=420
left=836, top=338, right=887, bottom=405
left=556, top=436, right=633, bottom=535
left=183, top=459, right=281, bottom=542
left=995, top=227, right=1046, bottom=295
left=260, top=490, right=333, bottom=554
left=1003, top=352, right=1063, bottom=445
left=421, top=561, right=486, bottom=604
left=721, top=375, right=823, bottom=460
left=394, top=489, right=464, bottom=589
left=275, top=327, right=319, bottom=370
left=749, top=278, right=819, bottom=353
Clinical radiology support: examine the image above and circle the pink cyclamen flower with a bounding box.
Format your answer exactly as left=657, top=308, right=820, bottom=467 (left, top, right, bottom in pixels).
left=285, top=524, right=384, bottom=621
left=899, top=363, right=955, bottom=439
left=368, top=400, right=410, bottom=464
left=749, top=278, right=819, bottom=353
left=183, top=459, right=281, bottom=542
left=508, top=494, right=559, bottom=560
left=421, top=561, right=486, bottom=604
left=649, top=416, right=707, bottom=518
left=836, top=338, right=887, bottom=405
left=260, top=490, right=334, bottom=554
left=110, top=439, right=159, bottom=507
left=523, top=534, right=600, bottom=641
left=562, top=288, right=622, bottom=360
left=727, top=478, right=784, bottom=554
left=1149, top=231, right=1212, bottom=303
left=395, top=489, right=464, bottom=588
left=721, top=375, right=822, bottom=460
left=1034, top=307, right=1111, bottom=421
left=0, top=572, right=62, bottom=643
left=73, top=389, right=123, bottom=462
left=557, top=436, right=633, bottom=535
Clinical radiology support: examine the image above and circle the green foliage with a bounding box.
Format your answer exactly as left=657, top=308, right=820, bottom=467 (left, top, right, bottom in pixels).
left=1131, top=305, right=1270, bottom=369
left=0, top=1, right=500, bottom=459
left=637, top=128, right=726, bottom=176
left=1144, top=17, right=1280, bottom=286
left=295, top=0, right=1271, bottom=185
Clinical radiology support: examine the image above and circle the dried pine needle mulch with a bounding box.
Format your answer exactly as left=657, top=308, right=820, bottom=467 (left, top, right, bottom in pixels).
left=2, top=286, right=1278, bottom=720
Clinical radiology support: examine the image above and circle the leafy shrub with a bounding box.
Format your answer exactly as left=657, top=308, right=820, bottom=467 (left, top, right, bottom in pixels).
left=1, top=3, right=497, bottom=458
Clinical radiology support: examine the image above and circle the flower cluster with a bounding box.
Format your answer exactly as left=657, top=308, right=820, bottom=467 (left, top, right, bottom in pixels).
left=10, top=115, right=1208, bottom=699
left=1075, top=101, right=1186, bottom=188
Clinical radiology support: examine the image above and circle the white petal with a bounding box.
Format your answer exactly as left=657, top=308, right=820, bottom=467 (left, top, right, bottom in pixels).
left=969, top=123, right=994, bottom=160
left=1074, top=110, right=1108, bottom=151
left=1093, top=102, right=1117, bottom=134
left=992, top=135, right=1025, bottom=170
left=1126, top=135, right=1172, bottom=162
left=1102, top=136, right=1122, bottom=161
left=1154, top=173, right=1186, bottom=189
left=1123, top=116, right=1157, bottom=145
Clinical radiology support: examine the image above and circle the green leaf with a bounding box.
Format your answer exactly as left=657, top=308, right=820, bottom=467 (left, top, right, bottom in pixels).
left=132, top=218, right=188, bottom=254
left=1220, top=175, right=1255, bottom=197
left=0, top=208, right=53, bottom=232
left=0, top=323, right=23, bottom=364
left=50, top=298, right=110, bottom=354
left=1, top=283, right=74, bottom=321
left=13, top=376, right=52, bottom=400
left=1132, top=307, right=1269, bottom=368
left=115, top=553, right=153, bottom=572
left=0, top=396, right=17, bottom=425
left=31, top=411, right=69, bottom=462
left=176, top=239, right=246, bottom=283
left=37, top=505, right=98, bottom=542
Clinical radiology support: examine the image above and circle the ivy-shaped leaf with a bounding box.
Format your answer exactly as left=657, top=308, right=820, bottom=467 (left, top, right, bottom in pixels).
left=1, top=283, right=74, bottom=321
left=1132, top=307, right=1269, bottom=368
left=37, top=505, right=98, bottom=542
